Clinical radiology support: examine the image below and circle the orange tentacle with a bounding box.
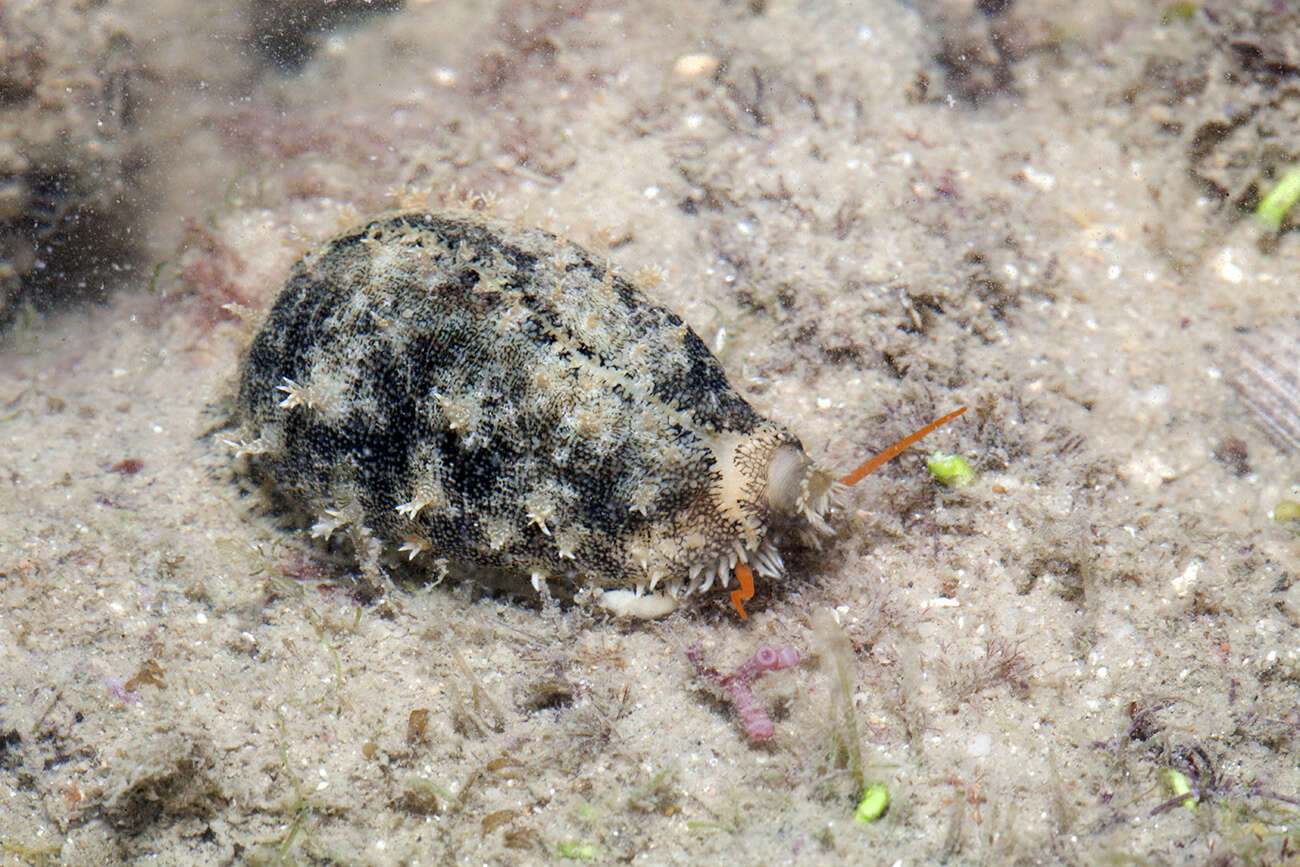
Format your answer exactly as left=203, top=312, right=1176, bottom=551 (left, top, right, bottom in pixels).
left=731, top=562, right=754, bottom=619
left=728, top=407, right=966, bottom=619
left=838, top=406, right=967, bottom=487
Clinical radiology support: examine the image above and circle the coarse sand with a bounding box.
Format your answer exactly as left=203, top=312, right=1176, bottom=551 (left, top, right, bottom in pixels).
left=0, top=1, right=1296, bottom=864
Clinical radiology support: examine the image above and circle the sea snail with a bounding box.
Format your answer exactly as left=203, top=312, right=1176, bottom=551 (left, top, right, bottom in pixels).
left=226, top=211, right=965, bottom=619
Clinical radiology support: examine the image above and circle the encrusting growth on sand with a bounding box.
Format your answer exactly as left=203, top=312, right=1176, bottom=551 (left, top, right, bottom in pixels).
left=226, top=211, right=963, bottom=617
left=687, top=644, right=802, bottom=740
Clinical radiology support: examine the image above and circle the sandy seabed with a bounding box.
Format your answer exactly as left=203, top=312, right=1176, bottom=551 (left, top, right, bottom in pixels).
left=1, top=1, right=1297, bottom=864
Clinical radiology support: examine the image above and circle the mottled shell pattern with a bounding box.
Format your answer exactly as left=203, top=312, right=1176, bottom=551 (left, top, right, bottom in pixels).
left=229, top=212, right=838, bottom=616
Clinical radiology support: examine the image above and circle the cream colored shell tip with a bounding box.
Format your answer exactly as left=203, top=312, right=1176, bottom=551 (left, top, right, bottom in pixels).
left=227, top=211, right=850, bottom=618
